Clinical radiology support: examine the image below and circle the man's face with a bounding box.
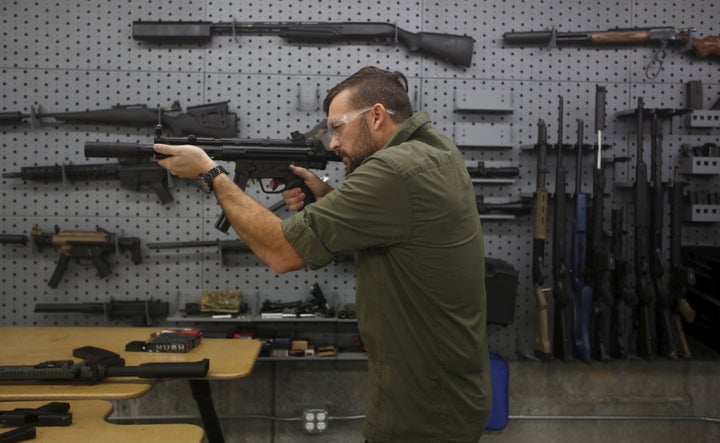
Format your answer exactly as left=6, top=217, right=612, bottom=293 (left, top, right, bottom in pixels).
left=326, top=90, right=382, bottom=174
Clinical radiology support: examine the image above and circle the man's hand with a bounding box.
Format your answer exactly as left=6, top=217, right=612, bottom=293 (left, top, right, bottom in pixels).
left=153, top=144, right=218, bottom=178
left=274, top=165, right=334, bottom=211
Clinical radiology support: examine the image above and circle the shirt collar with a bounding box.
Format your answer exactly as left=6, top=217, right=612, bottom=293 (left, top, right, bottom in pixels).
left=382, top=112, right=432, bottom=149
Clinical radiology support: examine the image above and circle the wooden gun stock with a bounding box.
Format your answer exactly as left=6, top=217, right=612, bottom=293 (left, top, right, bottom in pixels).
left=692, top=36, right=720, bottom=58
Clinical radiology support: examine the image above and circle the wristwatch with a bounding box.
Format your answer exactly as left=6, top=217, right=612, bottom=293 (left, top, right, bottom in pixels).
left=197, top=165, right=228, bottom=193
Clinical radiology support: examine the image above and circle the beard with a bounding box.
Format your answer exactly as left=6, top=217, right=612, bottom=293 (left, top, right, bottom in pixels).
left=341, top=120, right=382, bottom=174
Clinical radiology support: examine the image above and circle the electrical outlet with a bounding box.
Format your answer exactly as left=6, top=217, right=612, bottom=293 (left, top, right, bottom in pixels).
left=302, top=408, right=328, bottom=433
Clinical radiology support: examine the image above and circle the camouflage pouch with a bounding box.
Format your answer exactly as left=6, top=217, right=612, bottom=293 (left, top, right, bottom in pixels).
left=200, top=289, right=242, bottom=313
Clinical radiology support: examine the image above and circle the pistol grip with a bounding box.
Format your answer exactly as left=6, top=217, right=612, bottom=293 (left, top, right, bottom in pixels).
left=91, top=250, right=112, bottom=278
left=285, top=175, right=316, bottom=205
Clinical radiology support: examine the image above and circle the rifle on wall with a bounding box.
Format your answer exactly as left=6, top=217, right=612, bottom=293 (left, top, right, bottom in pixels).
left=3, top=159, right=175, bottom=204
left=632, top=98, right=657, bottom=359
left=669, top=168, right=696, bottom=358
left=552, top=96, right=573, bottom=361
left=132, top=20, right=475, bottom=67
left=648, top=111, right=677, bottom=359
left=570, top=119, right=592, bottom=362
left=148, top=239, right=252, bottom=267
left=34, top=299, right=169, bottom=326
left=589, top=86, right=614, bottom=362
left=31, top=225, right=142, bottom=288
left=502, top=27, right=719, bottom=78
left=532, top=119, right=551, bottom=359
left=609, top=208, right=634, bottom=359
left=0, top=101, right=237, bottom=138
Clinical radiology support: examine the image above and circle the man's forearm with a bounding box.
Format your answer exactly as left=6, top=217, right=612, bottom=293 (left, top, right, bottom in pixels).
left=212, top=174, right=307, bottom=273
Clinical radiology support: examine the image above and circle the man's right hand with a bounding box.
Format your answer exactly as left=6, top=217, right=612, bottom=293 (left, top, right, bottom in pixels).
left=276, top=165, right=334, bottom=211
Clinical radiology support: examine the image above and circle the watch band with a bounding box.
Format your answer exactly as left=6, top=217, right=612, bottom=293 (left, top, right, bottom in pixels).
left=198, top=165, right=228, bottom=193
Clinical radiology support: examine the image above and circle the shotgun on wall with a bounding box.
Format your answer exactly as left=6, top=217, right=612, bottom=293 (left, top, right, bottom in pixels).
left=132, top=20, right=475, bottom=67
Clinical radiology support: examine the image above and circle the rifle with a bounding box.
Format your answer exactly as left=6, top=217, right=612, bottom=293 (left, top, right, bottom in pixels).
left=34, top=299, right=169, bottom=327
left=3, top=159, right=174, bottom=204
left=84, top=132, right=341, bottom=233
left=552, top=96, right=573, bottom=361
left=0, top=346, right=209, bottom=385
left=669, top=167, right=696, bottom=358
left=31, top=225, right=142, bottom=288
left=570, top=119, right=592, bottom=362
left=0, top=101, right=237, bottom=138
left=648, top=112, right=677, bottom=359
left=132, top=20, right=475, bottom=67
left=148, top=239, right=252, bottom=267
left=466, top=161, right=520, bottom=179
left=609, top=208, right=634, bottom=359
left=589, top=86, right=614, bottom=362
left=532, top=119, right=551, bottom=359
left=632, top=98, right=657, bottom=359
left=502, top=27, right=719, bottom=78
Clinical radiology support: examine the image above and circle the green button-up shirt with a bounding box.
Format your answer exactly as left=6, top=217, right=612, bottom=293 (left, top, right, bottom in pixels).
left=282, top=112, right=491, bottom=442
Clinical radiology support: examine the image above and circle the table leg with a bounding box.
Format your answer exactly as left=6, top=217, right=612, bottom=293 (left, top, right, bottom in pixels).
left=188, top=379, right=225, bottom=443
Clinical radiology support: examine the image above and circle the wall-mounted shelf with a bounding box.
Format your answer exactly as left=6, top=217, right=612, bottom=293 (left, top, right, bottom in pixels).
left=454, top=122, right=514, bottom=148
left=454, top=89, right=514, bottom=113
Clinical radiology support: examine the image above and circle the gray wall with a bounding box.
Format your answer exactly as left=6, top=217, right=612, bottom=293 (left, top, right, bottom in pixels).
left=1, top=0, right=719, bottom=441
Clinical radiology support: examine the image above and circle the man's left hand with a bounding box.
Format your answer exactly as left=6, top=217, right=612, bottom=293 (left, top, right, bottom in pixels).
left=153, top=144, right=218, bottom=178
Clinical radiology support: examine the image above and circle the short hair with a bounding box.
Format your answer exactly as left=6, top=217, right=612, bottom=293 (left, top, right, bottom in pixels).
left=323, top=66, right=413, bottom=122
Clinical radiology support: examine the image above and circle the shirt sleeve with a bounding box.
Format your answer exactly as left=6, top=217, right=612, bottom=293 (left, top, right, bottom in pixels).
left=281, top=155, right=413, bottom=269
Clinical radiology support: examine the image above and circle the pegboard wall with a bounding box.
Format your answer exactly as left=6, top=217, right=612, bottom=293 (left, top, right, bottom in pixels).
left=1, top=0, right=718, bottom=358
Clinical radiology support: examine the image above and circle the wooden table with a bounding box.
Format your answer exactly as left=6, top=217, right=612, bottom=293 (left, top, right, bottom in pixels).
left=0, top=400, right=205, bottom=443
left=0, top=327, right=262, bottom=443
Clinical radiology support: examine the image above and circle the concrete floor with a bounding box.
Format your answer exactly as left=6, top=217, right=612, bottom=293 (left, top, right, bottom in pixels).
left=483, top=357, right=720, bottom=443
left=111, top=346, right=720, bottom=443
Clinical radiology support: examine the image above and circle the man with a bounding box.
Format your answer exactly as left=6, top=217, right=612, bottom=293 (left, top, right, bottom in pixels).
left=154, top=66, right=491, bottom=442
